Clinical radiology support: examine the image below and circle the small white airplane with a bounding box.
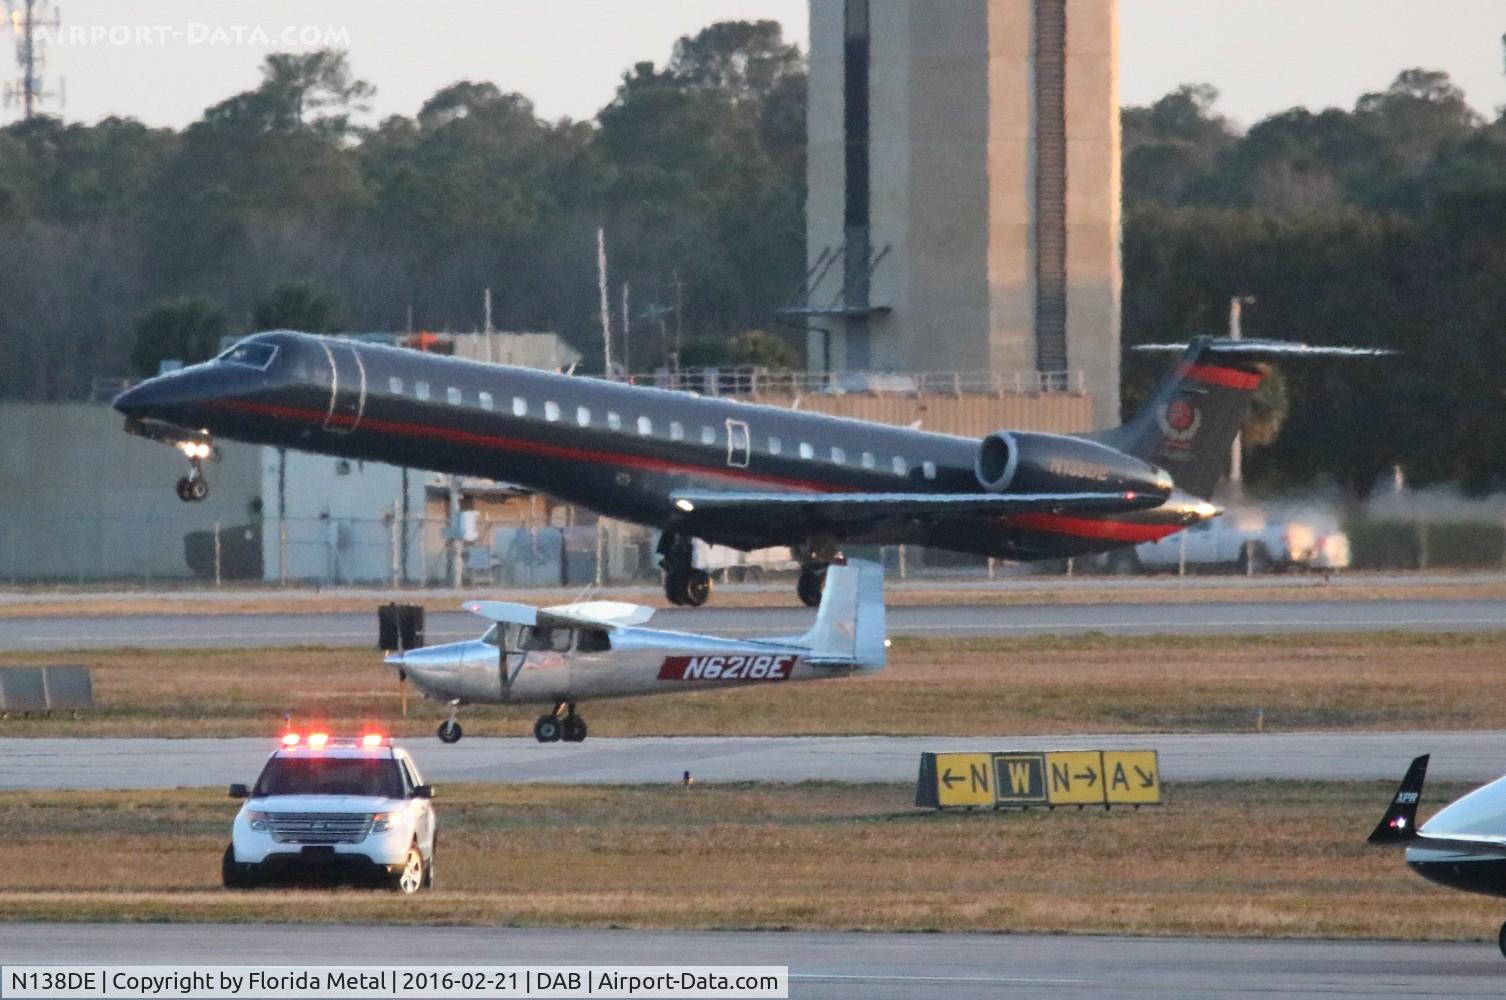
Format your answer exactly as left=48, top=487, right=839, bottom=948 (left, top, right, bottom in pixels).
left=1370, top=754, right=1506, bottom=957
left=384, top=560, right=887, bottom=744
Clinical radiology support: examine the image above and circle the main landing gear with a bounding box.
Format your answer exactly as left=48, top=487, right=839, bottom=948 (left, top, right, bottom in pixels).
left=795, top=536, right=840, bottom=608
left=533, top=703, right=587, bottom=743
left=658, top=532, right=711, bottom=607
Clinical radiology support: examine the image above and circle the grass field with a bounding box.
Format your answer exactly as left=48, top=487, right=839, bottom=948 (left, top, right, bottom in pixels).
left=3, top=631, right=1505, bottom=738
left=0, top=781, right=1493, bottom=940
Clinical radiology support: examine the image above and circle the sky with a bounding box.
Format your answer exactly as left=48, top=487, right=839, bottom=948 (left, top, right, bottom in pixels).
left=7, top=1, right=1505, bottom=130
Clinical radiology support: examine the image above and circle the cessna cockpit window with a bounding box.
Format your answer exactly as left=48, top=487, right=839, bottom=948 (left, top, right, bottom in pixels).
left=217, top=342, right=278, bottom=370
left=519, top=626, right=572, bottom=653
left=576, top=629, right=611, bottom=653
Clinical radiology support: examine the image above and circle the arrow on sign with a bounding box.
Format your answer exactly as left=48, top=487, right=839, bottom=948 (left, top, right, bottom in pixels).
left=1075, top=767, right=1098, bottom=788
left=941, top=769, right=965, bottom=789
left=1134, top=766, right=1155, bottom=788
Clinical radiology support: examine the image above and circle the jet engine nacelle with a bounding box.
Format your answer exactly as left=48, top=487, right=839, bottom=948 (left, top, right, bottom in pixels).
left=975, top=430, right=1173, bottom=498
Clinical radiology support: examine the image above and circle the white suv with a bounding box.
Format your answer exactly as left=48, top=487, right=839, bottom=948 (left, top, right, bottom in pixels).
left=223, top=734, right=437, bottom=893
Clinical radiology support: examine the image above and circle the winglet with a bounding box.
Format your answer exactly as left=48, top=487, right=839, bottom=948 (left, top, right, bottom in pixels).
left=1368, top=754, right=1429, bottom=844
left=798, top=560, right=886, bottom=669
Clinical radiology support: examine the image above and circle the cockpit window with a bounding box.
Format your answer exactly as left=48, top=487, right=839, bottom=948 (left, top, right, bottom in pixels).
left=481, top=624, right=499, bottom=647
left=218, top=342, right=278, bottom=370
left=518, top=626, right=572, bottom=653
left=1422, top=775, right=1506, bottom=838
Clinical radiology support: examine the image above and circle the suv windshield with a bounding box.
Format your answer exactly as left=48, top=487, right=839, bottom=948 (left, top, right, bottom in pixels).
left=253, top=756, right=404, bottom=798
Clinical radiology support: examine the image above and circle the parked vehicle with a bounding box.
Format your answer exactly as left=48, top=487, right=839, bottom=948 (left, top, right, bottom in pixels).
left=1104, top=513, right=1351, bottom=574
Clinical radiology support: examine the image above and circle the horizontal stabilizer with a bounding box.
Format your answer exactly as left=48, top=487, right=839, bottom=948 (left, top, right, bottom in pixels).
left=1134, top=339, right=1396, bottom=359
left=1368, top=754, right=1429, bottom=844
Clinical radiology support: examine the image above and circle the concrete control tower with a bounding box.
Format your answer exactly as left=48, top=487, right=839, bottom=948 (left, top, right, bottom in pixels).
left=801, top=0, right=1122, bottom=427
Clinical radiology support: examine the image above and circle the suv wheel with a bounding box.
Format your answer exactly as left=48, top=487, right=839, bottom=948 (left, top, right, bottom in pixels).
left=221, top=844, right=255, bottom=890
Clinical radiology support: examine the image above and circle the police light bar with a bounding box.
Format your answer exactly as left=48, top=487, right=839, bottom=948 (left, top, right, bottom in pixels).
left=306, top=732, right=329, bottom=748
left=280, top=733, right=300, bottom=747
left=361, top=733, right=384, bottom=749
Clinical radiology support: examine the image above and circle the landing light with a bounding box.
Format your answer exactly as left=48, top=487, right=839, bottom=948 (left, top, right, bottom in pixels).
left=674, top=498, right=695, bottom=513
left=307, top=732, right=329, bottom=748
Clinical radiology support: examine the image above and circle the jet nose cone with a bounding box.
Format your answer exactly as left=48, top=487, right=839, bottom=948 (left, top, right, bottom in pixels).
left=114, top=370, right=210, bottom=424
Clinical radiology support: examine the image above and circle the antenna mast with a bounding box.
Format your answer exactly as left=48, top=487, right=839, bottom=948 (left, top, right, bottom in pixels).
left=5, top=0, right=63, bottom=119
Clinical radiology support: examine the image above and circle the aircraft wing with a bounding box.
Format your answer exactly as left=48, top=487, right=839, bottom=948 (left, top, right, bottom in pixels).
left=668, top=489, right=1161, bottom=535
left=541, top=601, right=656, bottom=627
left=462, top=600, right=538, bottom=626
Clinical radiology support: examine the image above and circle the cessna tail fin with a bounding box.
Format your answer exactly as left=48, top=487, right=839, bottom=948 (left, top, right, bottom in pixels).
left=1368, top=754, right=1429, bottom=844
left=1095, top=337, right=1392, bottom=500
left=798, top=560, right=886, bottom=669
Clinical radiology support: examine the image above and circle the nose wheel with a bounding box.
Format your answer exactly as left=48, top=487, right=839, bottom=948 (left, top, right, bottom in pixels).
left=534, top=703, right=587, bottom=743
left=175, top=473, right=209, bottom=503
left=173, top=442, right=212, bottom=502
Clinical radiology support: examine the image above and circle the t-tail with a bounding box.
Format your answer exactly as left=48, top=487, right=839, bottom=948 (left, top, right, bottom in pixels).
left=1095, top=337, right=1392, bottom=499
left=797, top=560, right=887, bottom=670
left=1368, top=754, right=1429, bottom=844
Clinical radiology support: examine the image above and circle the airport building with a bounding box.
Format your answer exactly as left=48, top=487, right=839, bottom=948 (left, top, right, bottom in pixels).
left=801, top=0, right=1123, bottom=428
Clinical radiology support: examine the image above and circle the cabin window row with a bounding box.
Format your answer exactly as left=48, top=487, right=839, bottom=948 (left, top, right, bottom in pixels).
left=384, top=379, right=937, bottom=479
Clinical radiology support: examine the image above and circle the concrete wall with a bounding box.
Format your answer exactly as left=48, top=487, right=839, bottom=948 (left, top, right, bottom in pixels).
left=0, top=403, right=262, bottom=581
left=259, top=448, right=426, bottom=585
left=806, top=0, right=1122, bottom=427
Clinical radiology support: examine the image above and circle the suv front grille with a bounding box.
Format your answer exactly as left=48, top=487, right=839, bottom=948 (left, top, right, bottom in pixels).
left=267, top=812, right=372, bottom=844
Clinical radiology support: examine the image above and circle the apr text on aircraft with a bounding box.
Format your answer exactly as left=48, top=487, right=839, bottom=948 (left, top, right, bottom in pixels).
left=114, top=332, right=1384, bottom=606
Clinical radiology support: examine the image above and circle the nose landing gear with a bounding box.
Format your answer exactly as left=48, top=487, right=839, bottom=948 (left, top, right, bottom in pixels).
left=173, top=440, right=213, bottom=503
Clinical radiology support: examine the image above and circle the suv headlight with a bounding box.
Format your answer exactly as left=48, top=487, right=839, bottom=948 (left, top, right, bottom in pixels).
left=370, top=813, right=393, bottom=833
left=246, top=811, right=269, bottom=832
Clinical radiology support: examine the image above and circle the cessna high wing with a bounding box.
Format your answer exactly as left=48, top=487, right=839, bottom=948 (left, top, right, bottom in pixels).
left=385, top=559, right=886, bottom=744
left=113, top=331, right=1384, bottom=607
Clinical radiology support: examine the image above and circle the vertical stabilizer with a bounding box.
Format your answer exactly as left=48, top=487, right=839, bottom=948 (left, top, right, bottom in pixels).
left=1368, top=754, right=1429, bottom=844
left=799, top=560, right=886, bottom=669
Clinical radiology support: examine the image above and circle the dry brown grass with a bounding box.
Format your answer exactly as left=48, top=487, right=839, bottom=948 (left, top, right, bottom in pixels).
left=0, top=781, right=1493, bottom=941
left=2, top=575, right=1503, bottom=618
left=3, top=631, right=1505, bottom=738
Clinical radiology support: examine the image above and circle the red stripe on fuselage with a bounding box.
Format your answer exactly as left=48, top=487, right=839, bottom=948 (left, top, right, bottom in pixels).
left=211, top=398, right=1174, bottom=542
left=1182, top=362, right=1263, bottom=391
left=1003, top=512, right=1180, bottom=543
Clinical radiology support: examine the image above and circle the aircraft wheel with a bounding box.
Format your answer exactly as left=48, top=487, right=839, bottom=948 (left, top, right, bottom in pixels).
left=561, top=715, right=587, bottom=743
left=186, top=477, right=209, bottom=501
left=796, top=568, right=825, bottom=608
left=681, top=569, right=711, bottom=608
left=1498, top=920, right=1506, bottom=959
left=437, top=720, right=463, bottom=744
left=533, top=715, right=562, bottom=743
left=175, top=477, right=193, bottom=503
left=664, top=570, right=688, bottom=606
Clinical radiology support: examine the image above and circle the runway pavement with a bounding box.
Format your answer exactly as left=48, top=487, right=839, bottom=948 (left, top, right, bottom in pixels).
left=4, top=596, right=1506, bottom=649
left=4, top=731, right=1503, bottom=791
left=0, top=924, right=1498, bottom=998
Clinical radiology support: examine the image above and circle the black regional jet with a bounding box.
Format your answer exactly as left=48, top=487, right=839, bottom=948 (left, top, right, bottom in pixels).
left=1370, top=755, right=1506, bottom=958
left=113, top=331, right=1381, bottom=607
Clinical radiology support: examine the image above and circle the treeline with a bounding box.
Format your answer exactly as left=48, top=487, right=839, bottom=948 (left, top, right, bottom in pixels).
left=2, top=23, right=1504, bottom=494
left=1120, top=73, right=1506, bottom=494
left=0, top=22, right=806, bottom=398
